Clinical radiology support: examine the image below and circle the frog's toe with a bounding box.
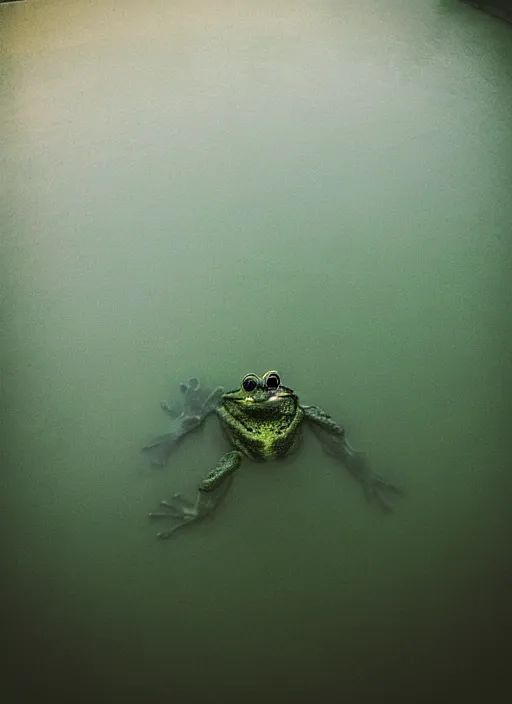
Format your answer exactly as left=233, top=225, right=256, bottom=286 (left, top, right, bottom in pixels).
left=363, top=474, right=403, bottom=513
left=188, top=377, right=200, bottom=390
left=148, top=494, right=196, bottom=519
left=149, top=494, right=198, bottom=538
left=161, top=494, right=196, bottom=512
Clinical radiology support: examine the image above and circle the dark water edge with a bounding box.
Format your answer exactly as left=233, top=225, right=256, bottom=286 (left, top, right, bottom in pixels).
left=462, top=0, right=512, bottom=24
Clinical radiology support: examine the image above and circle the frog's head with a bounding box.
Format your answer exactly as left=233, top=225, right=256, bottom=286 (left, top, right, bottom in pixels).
left=226, top=371, right=295, bottom=408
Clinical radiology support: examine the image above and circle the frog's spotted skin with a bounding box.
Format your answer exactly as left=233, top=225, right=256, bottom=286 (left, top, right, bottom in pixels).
left=216, top=382, right=304, bottom=462
left=146, top=371, right=402, bottom=538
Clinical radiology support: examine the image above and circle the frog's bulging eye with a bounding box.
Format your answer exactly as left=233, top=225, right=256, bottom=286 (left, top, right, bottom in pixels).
left=242, top=375, right=258, bottom=393
left=265, top=372, right=280, bottom=389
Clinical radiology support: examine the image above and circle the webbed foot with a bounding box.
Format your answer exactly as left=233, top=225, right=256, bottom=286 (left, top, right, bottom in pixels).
left=358, top=467, right=403, bottom=512
left=148, top=478, right=234, bottom=539
left=340, top=440, right=403, bottom=513
left=149, top=493, right=198, bottom=539
left=159, top=378, right=201, bottom=416
left=143, top=377, right=224, bottom=466
left=308, top=422, right=403, bottom=513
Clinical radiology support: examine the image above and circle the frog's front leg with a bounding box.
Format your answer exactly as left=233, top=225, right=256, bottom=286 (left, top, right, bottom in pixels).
left=160, top=378, right=202, bottom=417
left=198, top=386, right=225, bottom=416
left=302, top=404, right=402, bottom=512
left=143, top=381, right=224, bottom=466
left=148, top=450, right=242, bottom=539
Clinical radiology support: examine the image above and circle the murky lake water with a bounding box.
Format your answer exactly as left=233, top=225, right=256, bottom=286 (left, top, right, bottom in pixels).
left=1, top=0, right=511, bottom=701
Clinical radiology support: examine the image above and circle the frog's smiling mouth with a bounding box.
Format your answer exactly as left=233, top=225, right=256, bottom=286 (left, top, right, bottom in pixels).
left=246, top=389, right=283, bottom=405
left=246, top=394, right=276, bottom=404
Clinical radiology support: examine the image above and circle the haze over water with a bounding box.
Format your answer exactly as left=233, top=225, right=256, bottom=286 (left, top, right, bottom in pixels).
left=1, top=1, right=511, bottom=701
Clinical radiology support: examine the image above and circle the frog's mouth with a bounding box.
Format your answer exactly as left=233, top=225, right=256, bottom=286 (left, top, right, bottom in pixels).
left=266, top=392, right=281, bottom=402
left=247, top=389, right=283, bottom=404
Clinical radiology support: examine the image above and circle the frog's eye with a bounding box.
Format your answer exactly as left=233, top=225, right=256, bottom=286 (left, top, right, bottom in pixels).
left=242, top=374, right=258, bottom=393
left=264, top=371, right=281, bottom=389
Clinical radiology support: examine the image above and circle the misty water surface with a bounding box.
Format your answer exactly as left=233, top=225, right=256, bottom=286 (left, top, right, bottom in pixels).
left=1, top=1, right=511, bottom=701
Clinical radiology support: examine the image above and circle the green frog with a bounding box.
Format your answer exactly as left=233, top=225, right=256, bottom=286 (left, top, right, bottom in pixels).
left=144, top=371, right=402, bottom=539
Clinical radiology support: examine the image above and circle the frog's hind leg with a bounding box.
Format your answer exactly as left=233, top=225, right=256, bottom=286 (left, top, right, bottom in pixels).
left=148, top=451, right=242, bottom=539
left=336, top=438, right=403, bottom=512
left=302, top=404, right=403, bottom=512
left=149, top=479, right=234, bottom=540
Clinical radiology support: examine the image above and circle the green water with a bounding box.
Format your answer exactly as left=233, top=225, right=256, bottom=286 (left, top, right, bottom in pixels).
left=1, top=1, right=511, bottom=701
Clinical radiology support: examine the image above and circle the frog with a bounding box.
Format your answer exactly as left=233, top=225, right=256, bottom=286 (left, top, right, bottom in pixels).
left=146, top=371, right=402, bottom=539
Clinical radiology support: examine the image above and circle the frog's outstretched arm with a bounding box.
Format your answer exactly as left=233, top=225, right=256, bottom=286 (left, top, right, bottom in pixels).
left=142, top=383, right=224, bottom=466
left=148, top=450, right=242, bottom=539
left=160, top=377, right=203, bottom=417
left=301, top=405, right=402, bottom=512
